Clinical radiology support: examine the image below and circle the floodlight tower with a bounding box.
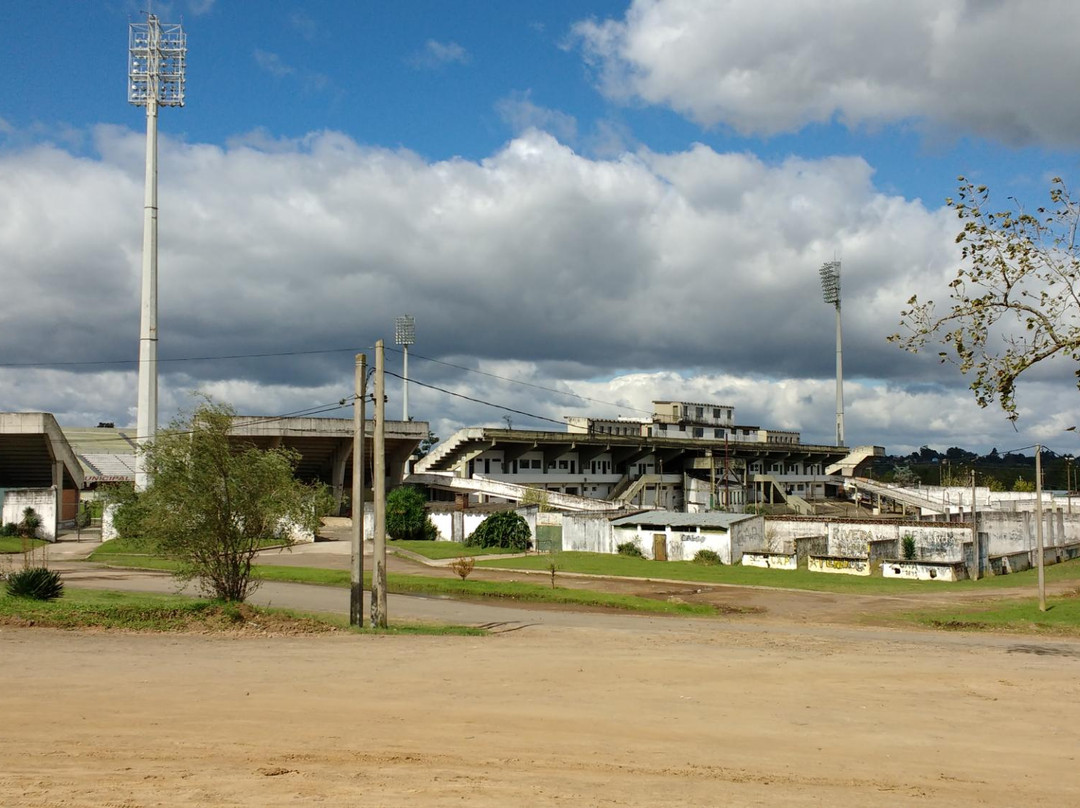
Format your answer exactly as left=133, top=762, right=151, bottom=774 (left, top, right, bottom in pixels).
left=395, top=315, right=416, bottom=421
left=819, top=260, right=845, bottom=447
left=129, top=14, right=186, bottom=490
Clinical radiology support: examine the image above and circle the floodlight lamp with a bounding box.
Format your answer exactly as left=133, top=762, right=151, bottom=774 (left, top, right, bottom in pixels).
left=128, top=16, right=187, bottom=108
left=819, top=261, right=841, bottom=305
left=395, top=315, right=416, bottom=346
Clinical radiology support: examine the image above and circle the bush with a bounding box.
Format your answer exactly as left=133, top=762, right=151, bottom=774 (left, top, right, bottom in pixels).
left=617, top=541, right=644, bottom=558
left=386, top=486, right=437, bottom=541
left=694, top=549, right=723, bottom=566
left=6, top=567, right=64, bottom=601
left=448, top=556, right=475, bottom=580
left=18, top=507, right=41, bottom=539
left=0, top=523, right=18, bottom=537
left=102, top=484, right=151, bottom=541
left=467, top=511, right=531, bottom=551
left=902, top=534, right=917, bottom=560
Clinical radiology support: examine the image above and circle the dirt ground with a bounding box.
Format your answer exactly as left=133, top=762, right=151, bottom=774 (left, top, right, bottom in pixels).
left=4, top=615, right=1080, bottom=806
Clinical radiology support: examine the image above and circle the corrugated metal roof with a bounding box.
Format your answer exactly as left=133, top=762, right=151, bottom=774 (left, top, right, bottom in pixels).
left=609, top=510, right=756, bottom=529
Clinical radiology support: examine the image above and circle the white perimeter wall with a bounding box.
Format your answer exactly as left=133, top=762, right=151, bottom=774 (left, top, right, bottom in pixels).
left=2, top=488, right=57, bottom=540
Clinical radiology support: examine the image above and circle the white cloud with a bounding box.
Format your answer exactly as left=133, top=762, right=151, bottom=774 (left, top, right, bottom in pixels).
left=289, top=11, right=319, bottom=42
left=411, top=40, right=471, bottom=69
left=496, top=91, right=579, bottom=142
left=574, top=0, right=1080, bottom=146
left=0, top=125, right=1070, bottom=452
left=253, top=49, right=296, bottom=78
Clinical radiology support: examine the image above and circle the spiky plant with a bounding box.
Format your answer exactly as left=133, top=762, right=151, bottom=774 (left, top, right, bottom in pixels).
left=6, top=567, right=64, bottom=601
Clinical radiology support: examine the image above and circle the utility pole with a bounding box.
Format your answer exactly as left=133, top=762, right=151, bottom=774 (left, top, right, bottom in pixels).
left=350, top=354, right=366, bottom=627
left=129, top=14, right=186, bottom=490
left=371, top=340, right=388, bottom=628
left=1035, top=445, right=1046, bottom=611
left=970, top=468, right=979, bottom=580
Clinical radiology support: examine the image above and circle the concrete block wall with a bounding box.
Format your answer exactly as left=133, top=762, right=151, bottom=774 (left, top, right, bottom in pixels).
left=767, top=517, right=970, bottom=562
left=562, top=513, right=619, bottom=554
left=2, top=488, right=58, bottom=540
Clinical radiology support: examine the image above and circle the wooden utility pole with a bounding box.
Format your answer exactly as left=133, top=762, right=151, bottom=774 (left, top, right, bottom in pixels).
left=371, top=340, right=388, bottom=628
left=970, top=468, right=979, bottom=580
left=1035, top=445, right=1046, bottom=612
left=350, top=354, right=366, bottom=627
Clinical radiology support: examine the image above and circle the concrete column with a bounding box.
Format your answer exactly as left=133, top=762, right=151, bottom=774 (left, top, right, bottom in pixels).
left=331, top=441, right=351, bottom=514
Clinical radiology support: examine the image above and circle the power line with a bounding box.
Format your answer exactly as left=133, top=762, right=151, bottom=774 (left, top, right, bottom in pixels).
left=7, top=341, right=655, bottom=419
left=0, top=346, right=362, bottom=369
left=384, top=369, right=568, bottom=428
left=64, top=398, right=357, bottom=446
left=383, top=345, right=655, bottom=417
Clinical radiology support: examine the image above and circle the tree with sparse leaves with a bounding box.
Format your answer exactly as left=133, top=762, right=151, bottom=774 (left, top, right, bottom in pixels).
left=890, top=176, right=1080, bottom=422
left=136, top=399, right=331, bottom=602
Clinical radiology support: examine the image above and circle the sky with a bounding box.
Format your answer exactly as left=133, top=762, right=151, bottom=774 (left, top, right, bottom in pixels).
left=2, top=0, right=1080, bottom=458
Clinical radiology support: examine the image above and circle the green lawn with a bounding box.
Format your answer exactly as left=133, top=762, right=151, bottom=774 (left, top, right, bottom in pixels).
left=93, top=536, right=283, bottom=555
left=389, top=540, right=521, bottom=559
left=478, top=552, right=1080, bottom=595
left=87, top=551, right=717, bottom=616
left=0, top=537, right=47, bottom=554
left=0, top=588, right=485, bottom=635
left=89, top=536, right=160, bottom=555
left=906, top=593, right=1080, bottom=636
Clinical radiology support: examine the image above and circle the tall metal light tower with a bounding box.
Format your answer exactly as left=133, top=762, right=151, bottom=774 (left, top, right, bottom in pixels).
left=394, top=315, right=415, bottom=421
left=129, top=14, right=186, bottom=490
left=819, top=260, right=845, bottom=447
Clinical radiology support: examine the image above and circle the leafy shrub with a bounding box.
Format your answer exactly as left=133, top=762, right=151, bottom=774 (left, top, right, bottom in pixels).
left=694, top=549, right=723, bottom=566
left=0, top=523, right=18, bottom=537
left=466, top=511, right=531, bottom=551
left=6, top=567, right=64, bottom=601
left=617, top=541, right=644, bottom=558
left=902, top=534, right=917, bottom=560
left=103, top=484, right=151, bottom=541
left=18, top=507, right=41, bottom=539
left=386, top=486, right=437, bottom=541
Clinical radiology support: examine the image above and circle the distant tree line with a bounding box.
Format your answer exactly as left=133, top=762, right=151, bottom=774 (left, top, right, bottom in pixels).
left=871, top=445, right=1076, bottom=492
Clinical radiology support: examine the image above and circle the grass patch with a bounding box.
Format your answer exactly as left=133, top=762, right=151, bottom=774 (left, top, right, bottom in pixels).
left=90, top=536, right=160, bottom=555
left=0, top=537, right=47, bottom=554
left=907, top=591, right=1080, bottom=636
left=0, top=588, right=486, bottom=635
left=87, top=553, right=715, bottom=616
left=256, top=566, right=716, bottom=616
left=479, top=553, right=1080, bottom=596
left=389, top=540, right=521, bottom=559
left=93, top=535, right=285, bottom=556
left=0, top=589, right=336, bottom=633
left=383, top=572, right=717, bottom=616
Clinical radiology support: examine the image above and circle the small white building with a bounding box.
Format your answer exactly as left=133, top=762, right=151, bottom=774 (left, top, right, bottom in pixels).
left=609, top=510, right=765, bottom=565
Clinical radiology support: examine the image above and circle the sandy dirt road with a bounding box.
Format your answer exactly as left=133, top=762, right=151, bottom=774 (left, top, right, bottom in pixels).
left=3, top=612, right=1080, bottom=807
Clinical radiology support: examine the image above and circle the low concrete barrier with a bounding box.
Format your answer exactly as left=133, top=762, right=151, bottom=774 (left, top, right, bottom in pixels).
left=882, top=560, right=968, bottom=582
left=988, top=551, right=1032, bottom=576
left=808, top=555, right=870, bottom=576
left=742, top=551, right=797, bottom=570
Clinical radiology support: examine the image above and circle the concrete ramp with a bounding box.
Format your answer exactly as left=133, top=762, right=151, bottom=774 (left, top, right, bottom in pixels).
left=826, top=445, right=885, bottom=477
left=406, top=472, right=625, bottom=512
left=849, top=477, right=945, bottom=516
